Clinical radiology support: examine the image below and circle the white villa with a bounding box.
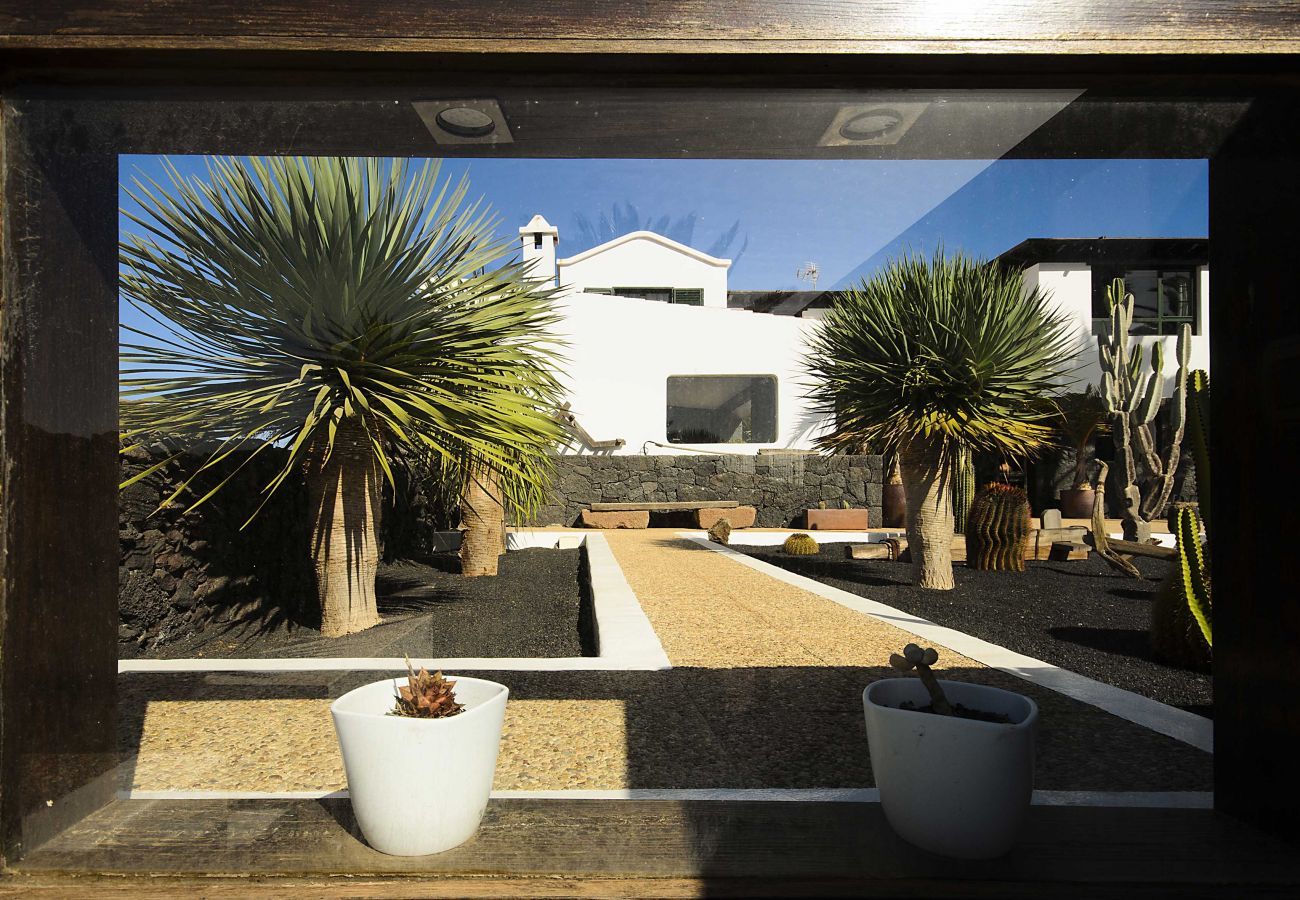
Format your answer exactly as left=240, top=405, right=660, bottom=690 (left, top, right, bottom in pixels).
left=517, top=215, right=1211, bottom=456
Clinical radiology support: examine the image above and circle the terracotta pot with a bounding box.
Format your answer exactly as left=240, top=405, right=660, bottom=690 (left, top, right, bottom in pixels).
left=1058, top=488, right=1096, bottom=520
left=882, top=484, right=907, bottom=528
left=805, top=508, right=870, bottom=530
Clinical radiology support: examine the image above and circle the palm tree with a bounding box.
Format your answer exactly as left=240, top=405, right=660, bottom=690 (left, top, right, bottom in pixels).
left=120, top=156, right=566, bottom=636
left=805, top=250, right=1074, bottom=589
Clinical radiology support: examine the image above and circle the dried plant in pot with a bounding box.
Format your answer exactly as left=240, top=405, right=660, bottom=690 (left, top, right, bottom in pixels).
left=330, top=659, right=509, bottom=855
left=862, top=644, right=1038, bottom=859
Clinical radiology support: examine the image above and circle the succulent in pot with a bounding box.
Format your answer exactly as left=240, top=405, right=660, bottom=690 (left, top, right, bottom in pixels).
left=1051, top=386, right=1110, bottom=519
left=862, top=644, right=1038, bottom=859
left=331, top=659, right=509, bottom=856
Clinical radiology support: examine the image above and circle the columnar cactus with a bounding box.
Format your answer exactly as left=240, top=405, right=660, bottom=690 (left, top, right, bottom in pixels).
left=1186, top=369, right=1210, bottom=529
left=1152, top=505, right=1212, bottom=669
left=965, top=483, right=1031, bottom=572
left=1151, top=369, right=1212, bottom=669
left=952, top=445, right=976, bottom=535
left=1096, top=277, right=1191, bottom=542
left=782, top=532, right=820, bottom=555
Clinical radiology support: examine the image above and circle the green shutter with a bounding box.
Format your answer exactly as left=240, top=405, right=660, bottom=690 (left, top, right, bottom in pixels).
left=672, top=288, right=704, bottom=306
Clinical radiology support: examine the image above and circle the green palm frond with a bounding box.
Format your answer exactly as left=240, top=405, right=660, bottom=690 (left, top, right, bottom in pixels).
left=805, top=249, right=1076, bottom=461
left=120, top=156, right=566, bottom=522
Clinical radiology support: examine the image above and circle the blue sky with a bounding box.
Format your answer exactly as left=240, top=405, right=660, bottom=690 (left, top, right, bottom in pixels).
left=119, top=155, right=1207, bottom=324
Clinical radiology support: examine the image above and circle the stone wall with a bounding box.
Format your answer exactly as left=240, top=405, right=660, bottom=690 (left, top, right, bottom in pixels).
left=527, top=453, right=884, bottom=528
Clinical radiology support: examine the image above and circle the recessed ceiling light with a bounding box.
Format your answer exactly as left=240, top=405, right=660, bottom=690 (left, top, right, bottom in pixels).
left=435, top=107, right=496, bottom=139
left=839, top=109, right=904, bottom=142
left=413, top=99, right=514, bottom=145
left=818, top=102, right=930, bottom=147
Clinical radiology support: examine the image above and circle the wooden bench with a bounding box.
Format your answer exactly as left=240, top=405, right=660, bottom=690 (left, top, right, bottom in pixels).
left=581, top=501, right=756, bottom=529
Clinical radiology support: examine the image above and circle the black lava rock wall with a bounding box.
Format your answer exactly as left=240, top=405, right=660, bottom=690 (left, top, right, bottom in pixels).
left=529, top=453, right=883, bottom=528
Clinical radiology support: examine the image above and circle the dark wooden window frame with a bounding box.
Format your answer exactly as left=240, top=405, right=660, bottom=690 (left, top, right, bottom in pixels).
left=1, top=28, right=1299, bottom=891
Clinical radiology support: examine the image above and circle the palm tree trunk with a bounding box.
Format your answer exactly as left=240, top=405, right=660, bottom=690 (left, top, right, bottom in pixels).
left=460, top=462, right=505, bottom=577
left=901, top=439, right=956, bottom=590
left=305, top=419, right=382, bottom=637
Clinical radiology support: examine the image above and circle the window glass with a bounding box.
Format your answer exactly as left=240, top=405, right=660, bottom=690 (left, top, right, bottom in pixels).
left=666, top=375, right=778, bottom=443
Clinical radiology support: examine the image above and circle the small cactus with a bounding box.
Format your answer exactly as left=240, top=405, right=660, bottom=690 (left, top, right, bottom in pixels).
left=782, top=533, right=820, bottom=555
left=392, top=657, right=464, bottom=719
left=707, top=517, right=732, bottom=545
left=889, top=643, right=953, bottom=715
left=965, top=482, right=1031, bottom=572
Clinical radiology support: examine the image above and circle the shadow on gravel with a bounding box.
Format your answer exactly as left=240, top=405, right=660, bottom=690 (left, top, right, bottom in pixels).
left=1049, top=626, right=1152, bottom=662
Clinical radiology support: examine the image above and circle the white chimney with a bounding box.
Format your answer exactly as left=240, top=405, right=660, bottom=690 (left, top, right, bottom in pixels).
left=519, top=214, right=559, bottom=286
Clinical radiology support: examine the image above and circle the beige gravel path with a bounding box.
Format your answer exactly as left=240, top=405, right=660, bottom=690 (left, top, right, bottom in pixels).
left=118, top=530, right=1213, bottom=794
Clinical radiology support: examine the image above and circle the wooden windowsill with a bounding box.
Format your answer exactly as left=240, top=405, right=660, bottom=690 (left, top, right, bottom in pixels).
left=4, top=798, right=1300, bottom=897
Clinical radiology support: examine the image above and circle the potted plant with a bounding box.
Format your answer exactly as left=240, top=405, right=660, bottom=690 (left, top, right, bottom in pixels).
left=1052, top=386, right=1110, bottom=519
left=882, top=455, right=907, bottom=528
left=862, top=644, right=1038, bottom=859
left=331, top=661, right=509, bottom=855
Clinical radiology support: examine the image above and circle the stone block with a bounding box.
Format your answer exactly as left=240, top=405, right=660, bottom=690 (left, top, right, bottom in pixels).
left=1041, top=508, right=1064, bottom=530
left=806, top=508, right=870, bottom=530
left=696, top=506, right=757, bottom=529
left=580, top=508, right=650, bottom=529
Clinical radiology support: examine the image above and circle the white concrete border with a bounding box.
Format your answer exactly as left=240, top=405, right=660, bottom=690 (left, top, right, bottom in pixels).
left=119, top=532, right=669, bottom=674
left=116, top=787, right=1214, bottom=809
left=685, top=532, right=1213, bottom=754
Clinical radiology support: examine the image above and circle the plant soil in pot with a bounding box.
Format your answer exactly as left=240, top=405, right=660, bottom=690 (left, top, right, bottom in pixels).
left=1058, top=487, right=1095, bottom=520
left=331, top=665, right=508, bottom=856
left=862, top=645, right=1037, bottom=859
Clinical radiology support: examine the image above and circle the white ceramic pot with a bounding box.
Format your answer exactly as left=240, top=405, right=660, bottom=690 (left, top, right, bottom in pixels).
left=863, top=678, right=1037, bottom=859
left=331, top=675, right=509, bottom=856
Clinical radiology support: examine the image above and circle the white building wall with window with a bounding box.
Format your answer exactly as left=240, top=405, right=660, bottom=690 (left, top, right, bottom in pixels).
left=551, top=290, right=828, bottom=454
left=556, top=231, right=732, bottom=307
left=1022, top=261, right=1210, bottom=389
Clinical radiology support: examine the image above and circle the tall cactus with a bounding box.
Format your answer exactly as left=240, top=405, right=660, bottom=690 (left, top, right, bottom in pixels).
left=1186, top=369, right=1210, bottom=530
left=1151, top=370, right=1212, bottom=669
left=952, top=445, right=976, bottom=534
left=1096, top=277, right=1191, bottom=542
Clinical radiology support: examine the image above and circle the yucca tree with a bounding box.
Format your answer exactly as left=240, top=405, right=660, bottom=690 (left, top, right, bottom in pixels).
left=806, top=250, right=1074, bottom=589
left=120, top=156, right=566, bottom=636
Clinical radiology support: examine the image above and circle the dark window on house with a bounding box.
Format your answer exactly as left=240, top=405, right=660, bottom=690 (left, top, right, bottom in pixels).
left=613, top=286, right=673, bottom=302
left=534, top=233, right=543, bottom=249
left=1093, top=267, right=1200, bottom=335
left=666, top=375, right=778, bottom=444
left=610, top=286, right=704, bottom=304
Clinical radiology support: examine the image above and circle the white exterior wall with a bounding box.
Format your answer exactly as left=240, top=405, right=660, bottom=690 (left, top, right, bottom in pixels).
left=1025, top=262, right=1212, bottom=390
left=558, top=233, right=731, bottom=308
left=553, top=291, right=828, bottom=454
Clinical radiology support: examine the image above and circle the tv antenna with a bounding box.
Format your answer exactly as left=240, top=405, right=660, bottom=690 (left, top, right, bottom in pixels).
left=796, top=261, right=820, bottom=291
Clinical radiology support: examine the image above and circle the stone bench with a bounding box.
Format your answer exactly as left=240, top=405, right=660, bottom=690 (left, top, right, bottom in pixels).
left=580, top=501, right=757, bottom=529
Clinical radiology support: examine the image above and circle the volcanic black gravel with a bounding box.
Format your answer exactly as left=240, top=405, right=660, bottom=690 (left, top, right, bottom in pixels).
left=734, top=543, right=1212, bottom=718
left=136, top=547, right=594, bottom=660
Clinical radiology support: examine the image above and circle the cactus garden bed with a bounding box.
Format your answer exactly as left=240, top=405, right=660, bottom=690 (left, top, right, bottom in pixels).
left=122, top=547, right=596, bottom=660
left=730, top=544, right=1211, bottom=718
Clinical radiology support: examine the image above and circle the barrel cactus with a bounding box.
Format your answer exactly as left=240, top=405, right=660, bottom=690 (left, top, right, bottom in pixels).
left=782, top=533, right=820, bottom=555
left=952, top=445, right=976, bottom=535
left=965, top=483, right=1031, bottom=572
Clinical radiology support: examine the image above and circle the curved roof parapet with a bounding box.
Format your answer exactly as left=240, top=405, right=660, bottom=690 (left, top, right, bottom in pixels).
left=558, top=230, right=732, bottom=269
